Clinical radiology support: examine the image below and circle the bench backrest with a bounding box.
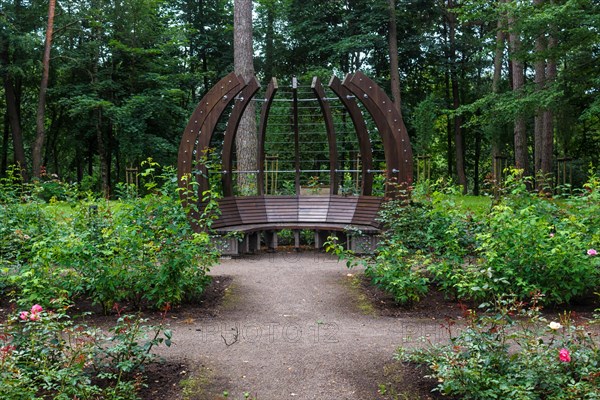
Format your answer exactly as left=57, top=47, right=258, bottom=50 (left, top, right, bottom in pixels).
left=212, top=195, right=383, bottom=230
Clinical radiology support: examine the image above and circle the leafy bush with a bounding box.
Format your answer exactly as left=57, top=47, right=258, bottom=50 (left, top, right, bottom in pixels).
left=1, top=162, right=220, bottom=311
left=1, top=302, right=171, bottom=399
left=327, top=184, right=480, bottom=305
left=328, top=171, right=600, bottom=307
left=399, top=298, right=600, bottom=399
left=427, top=170, right=600, bottom=304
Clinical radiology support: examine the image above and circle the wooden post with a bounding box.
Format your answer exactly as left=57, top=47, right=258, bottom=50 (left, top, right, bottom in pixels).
left=292, top=77, right=300, bottom=195
left=125, top=167, right=138, bottom=195
left=557, top=157, right=572, bottom=192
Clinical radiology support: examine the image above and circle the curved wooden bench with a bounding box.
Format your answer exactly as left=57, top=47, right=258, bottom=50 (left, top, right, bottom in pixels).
left=211, top=195, right=384, bottom=254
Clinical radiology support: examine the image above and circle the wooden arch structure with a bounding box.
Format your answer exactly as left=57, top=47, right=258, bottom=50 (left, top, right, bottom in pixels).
left=178, top=72, right=413, bottom=253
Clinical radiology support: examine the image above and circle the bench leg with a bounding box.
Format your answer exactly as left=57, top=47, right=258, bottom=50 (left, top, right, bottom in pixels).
left=243, top=234, right=251, bottom=254
left=314, top=230, right=328, bottom=250
left=264, top=230, right=278, bottom=253
left=294, top=229, right=300, bottom=251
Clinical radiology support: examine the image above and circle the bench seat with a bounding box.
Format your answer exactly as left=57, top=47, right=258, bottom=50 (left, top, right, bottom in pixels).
left=209, top=195, right=384, bottom=255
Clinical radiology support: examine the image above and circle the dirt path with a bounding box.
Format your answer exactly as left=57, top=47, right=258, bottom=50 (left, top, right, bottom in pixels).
left=160, top=252, right=453, bottom=399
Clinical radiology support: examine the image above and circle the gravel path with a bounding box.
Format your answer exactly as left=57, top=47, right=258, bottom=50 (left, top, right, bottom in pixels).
left=161, top=252, right=451, bottom=399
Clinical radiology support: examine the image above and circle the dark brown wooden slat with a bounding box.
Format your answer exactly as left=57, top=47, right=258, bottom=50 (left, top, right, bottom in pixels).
left=329, top=76, right=374, bottom=195
left=312, top=77, right=338, bottom=195
left=257, top=79, right=278, bottom=195
left=212, top=195, right=382, bottom=233
left=222, top=77, right=261, bottom=197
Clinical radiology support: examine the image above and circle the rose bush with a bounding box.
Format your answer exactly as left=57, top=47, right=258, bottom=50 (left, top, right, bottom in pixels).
left=399, top=298, right=600, bottom=399
left=1, top=302, right=171, bottom=399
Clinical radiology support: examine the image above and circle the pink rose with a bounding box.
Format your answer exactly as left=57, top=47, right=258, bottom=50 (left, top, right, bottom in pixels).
left=559, top=348, right=571, bottom=363
left=29, top=313, right=40, bottom=321
left=19, top=311, right=29, bottom=320
left=588, top=249, right=597, bottom=256
left=31, top=304, right=43, bottom=314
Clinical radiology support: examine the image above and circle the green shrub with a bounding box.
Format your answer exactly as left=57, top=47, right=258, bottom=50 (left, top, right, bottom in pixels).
left=399, top=298, right=600, bottom=399
left=329, top=171, right=600, bottom=307
left=0, top=302, right=171, bottom=399
left=2, top=163, right=220, bottom=311
left=428, top=170, right=600, bottom=304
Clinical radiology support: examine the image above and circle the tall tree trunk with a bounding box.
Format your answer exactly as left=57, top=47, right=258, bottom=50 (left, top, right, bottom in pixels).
left=3, top=75, right=27, bottom=180
left=448, top=0, right=467, bottom=194
left=442, top=18, right=452, bottom=177
left=91, top=17, right=110, bottom=197
left=533, top=0, right=545, bottom=181
left=234, top=0, right=257, bottom=193
left=491, top=0, right=506, bottom=160
left=2, top=34, right=27, bottom=179
left=508, top=3, right=528, bottom=173
left=1, top=114, right=8, bottom=176
left=264, top=2, right=275, bottom=83
left=33, top=0, right=56, bottom=179
left=542, top=27, right=556, bottom=181
left=388, top=0, right=402, bottom=114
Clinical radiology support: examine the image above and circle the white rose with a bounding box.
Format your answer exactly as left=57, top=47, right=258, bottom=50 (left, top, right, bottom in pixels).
left=548, top=321, right=562, bottom=330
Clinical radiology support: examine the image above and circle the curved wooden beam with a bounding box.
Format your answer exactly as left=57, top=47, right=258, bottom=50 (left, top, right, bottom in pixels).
left=257, top=78, right=278, bottom=195
left=311, top=77, right=339, bottom=195
left=222, top=77, right=261, bottom=197
left=343, top=72, right=413, bottom=196
left=342, top=74, right=399, bottom=196
left=349, top=72, right=412, bottom=185
left=194, top=74, right=247, bottom=197
left=328, top=75, right=373, bottom=195
left=178, top=72, right=243, bottom=202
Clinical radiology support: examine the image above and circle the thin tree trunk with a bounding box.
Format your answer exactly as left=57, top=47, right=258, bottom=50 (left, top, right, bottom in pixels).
left=542, top=27, right=556, bottom=180
left=3, top=75, right=27, bottom=180
left=448, top=0, right=467, bottom=194
left=541, top=0, right=556, bottom=180
left=1, top=4, right=27, bottom=180
left=96, top=108, right=110, bottom=197
left=474, top=128, right=482, bottom=195
left=1, top=113, right=8, bottom=176
left=33, top=0, right=56, bottom=179
left=88, top=137, right=93, bottom=177
left=388, top=0, right=402, bottom=115
left=491, top=0, right=506, bottom=159
left=234, top=0, right=257, bottom=193
left=91, top=29, right=109, bottom=197
left=443, top=20, right=452, bottom=177
left=533, top=0, right=545, bottom=181
left=508, top=3, right=528, bottom=173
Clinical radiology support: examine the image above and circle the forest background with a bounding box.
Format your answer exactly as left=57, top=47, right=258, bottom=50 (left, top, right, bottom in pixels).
left=1, top=0, right=598, bottom=196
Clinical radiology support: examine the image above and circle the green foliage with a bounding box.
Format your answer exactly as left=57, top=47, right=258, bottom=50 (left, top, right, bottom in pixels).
left=1, top=162, right=219, bottom=311
left=399, top=298, right=600, bottom=399
left=366, top=241, right=429, bottom=306
left=0, top=302, right=171, bottom=399
left=428, top=169, right=600, bottom=304
left=328, top=172, right=600, bottom=307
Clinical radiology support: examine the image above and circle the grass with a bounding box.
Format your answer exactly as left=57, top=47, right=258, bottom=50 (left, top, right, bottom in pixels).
left=446, top=194, right=493, bottom=215
left=344, top=273, right=376, bottom=316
